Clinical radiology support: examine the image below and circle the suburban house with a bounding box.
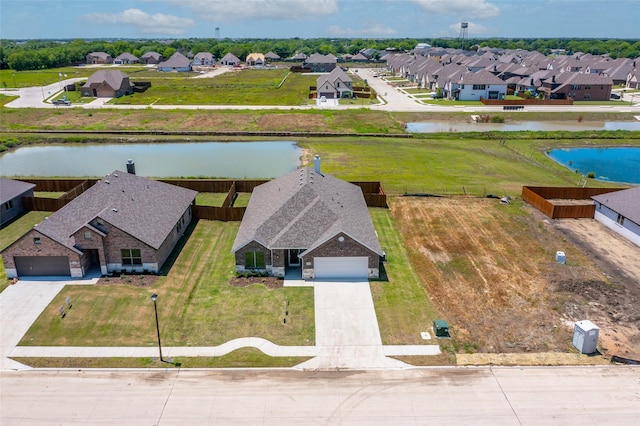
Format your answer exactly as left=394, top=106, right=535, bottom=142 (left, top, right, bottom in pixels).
left=539, top=72, right=613, bottom=101
left=81, top=70, right=134, bottom=98
left=317, top=67, right=353, bottom=99
left=193, top=52, right=215, bottom=66
left=231, top=158, right=383, bottom=280
left=592, top=186, right=640, bottom=247
left=289, top=52, right=308, bottom=62
left=445, top=70, right=508, bottom=101
left=114, top=53, right=139, bottom=65
left=304, top=53, right=337, bottom=73
left=1, top=171, right=197, bottom=278
left=141, top=51, right=163, bottom=65
left=219, top=52, right=241, bottom=66
left=157, top=52, right=192, bottom=72
left=0, top=178, right=35, bottom=227
left=86, top=52, right=113, bottom=65
left=245, top=53, right=265, bottom=66
left=264, top=51, right=281, bottom=62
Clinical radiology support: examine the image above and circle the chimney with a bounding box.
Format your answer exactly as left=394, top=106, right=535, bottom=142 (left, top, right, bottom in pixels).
left=126, top=159, right=136, bottom=175
left=314, top=155, right=321, bottom=174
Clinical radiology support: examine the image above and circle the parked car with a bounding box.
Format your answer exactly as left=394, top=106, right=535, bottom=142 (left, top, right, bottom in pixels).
left=610, top=93, right=621, bottom=99
left=52, top=99, right=72, bottom=106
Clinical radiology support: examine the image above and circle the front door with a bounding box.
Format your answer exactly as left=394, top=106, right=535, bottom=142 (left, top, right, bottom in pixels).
left=287, top=249, right=300, bottom=266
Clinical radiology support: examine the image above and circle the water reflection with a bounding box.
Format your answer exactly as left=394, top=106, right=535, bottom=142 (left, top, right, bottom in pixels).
left=406, top=121, right=640, bottom=133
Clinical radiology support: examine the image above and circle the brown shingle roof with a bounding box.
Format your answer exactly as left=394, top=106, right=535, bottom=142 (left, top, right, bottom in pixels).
left=232, top=168, right=382, bottom=256
left=35, top=171, right=196, bottom=250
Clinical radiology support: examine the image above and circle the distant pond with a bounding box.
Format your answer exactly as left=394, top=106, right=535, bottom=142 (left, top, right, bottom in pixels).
left=406, top=121, right=640, bottom=133
left=547, top=147, right=640, bottom=184
left=0, top=141, right=302, bottom=178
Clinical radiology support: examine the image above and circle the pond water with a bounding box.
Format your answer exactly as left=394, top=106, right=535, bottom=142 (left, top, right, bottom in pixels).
left=406, top=121, right=640, bottom=133
left=0, top=141, right=302, bottom=178
left=548, top=147, right=640, bottom=184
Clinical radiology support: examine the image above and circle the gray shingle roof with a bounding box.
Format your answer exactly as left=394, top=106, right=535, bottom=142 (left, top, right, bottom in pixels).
left=35, top=171, right=196, bottom=250
left=592, top=186, right=640, bottom=225
left=158, top=52, right=191, bottom=68
left=0, top=178, right=35, bottom=204
left=232, top=168, right=382, bottom=256
left=82, top=70, right=131, bottom=91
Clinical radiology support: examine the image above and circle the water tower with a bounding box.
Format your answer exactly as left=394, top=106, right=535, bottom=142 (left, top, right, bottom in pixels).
left=459, top=22, right=468, bottom=50
left=215, top=27, right=220, bottom=39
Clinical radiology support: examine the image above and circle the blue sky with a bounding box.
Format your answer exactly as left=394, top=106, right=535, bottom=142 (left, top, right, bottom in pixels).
left=1, top=0, right=639, bottom=40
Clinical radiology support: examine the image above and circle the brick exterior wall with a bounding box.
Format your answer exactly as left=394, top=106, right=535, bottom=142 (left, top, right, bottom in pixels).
left=73, top=225, right=107, bottom=274
left=234, top=240, right=271, bottom=274
left=2, top=229, right=81, bottom=278
left=301, top=232, right=380, bottom=279
left=155, top=206, right=193, bottom=270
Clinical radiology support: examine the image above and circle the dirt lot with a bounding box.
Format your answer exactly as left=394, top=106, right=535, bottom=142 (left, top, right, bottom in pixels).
left=391, top=197, right=640, bottom=362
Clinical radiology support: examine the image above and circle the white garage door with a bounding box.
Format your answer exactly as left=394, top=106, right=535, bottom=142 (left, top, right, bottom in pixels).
left=314, top=256, right=369, bottom=279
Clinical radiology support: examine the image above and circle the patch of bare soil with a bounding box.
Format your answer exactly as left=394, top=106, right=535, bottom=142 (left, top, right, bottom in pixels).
left=254, top=114, right=328, bottom=131
left=391, top=197, right=640, bottom=363
left=230, top=276, right=283, bottom=289
left=98, top=274, right=160, bottom=287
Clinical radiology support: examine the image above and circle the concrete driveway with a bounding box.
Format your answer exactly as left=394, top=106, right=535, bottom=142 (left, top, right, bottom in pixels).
left=0, top=276, right=98, bottom=370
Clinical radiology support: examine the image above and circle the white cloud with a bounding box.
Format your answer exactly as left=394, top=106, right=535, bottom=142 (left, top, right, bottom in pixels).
left=172, top=0, right=339, bottom=22
left=82, top=8, right=194, bottom=35
left=409, top=0, right=500, bottom=19
left=328, top=21, right=397, bottom=37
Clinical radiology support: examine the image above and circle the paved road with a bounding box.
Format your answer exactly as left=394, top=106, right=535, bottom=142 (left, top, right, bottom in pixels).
left=1, top=367, right=638, bottom=424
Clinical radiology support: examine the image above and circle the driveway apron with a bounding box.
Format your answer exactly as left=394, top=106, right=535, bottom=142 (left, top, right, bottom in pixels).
left=296, top=280, right=410, bottom=370
left=0, top=281, right=66, bottom=369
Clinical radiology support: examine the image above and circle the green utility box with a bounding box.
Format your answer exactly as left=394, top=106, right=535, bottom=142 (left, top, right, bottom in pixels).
left=433, top=320, right=450, bottom=338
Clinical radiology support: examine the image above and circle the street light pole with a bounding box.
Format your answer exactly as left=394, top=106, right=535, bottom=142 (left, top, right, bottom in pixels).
left=150, top=293, right=164, bottom=362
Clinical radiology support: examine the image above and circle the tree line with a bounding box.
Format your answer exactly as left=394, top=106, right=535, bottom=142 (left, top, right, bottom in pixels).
left=1, top=37, right=638, bottom=71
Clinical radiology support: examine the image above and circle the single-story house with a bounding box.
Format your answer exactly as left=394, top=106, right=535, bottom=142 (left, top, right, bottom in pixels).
left=592, top=186, right=640, bottom=247
left=317, top=67, right=353, bottom=99
left=231, top=158, right=383, bottom=279
left=1, top=171, right=197, bottom=278
left=246, top=53, right=265, bottom=66
left=193, top=52, right=215, bottom=66
left=220, top=52, right=241, bottom=66
left=86, top=52, right=112, bottom=65
left=289, top=52, right=308, bottom=62
left=114, top=53, right=139, bottom=65
left=304, top=53, right=337, bottom=73
left=141, top=52, right=163, bottom=65
left=157, top=52, right=192, bottom=72
left=264, top=51, right=281, bottom=62
left=81, top=70, right=134, bottom=98
left=0, top=178, right=35, bottom=226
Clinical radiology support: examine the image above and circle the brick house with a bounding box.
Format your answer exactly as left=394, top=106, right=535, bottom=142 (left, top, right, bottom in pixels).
left=86, top=52, right=113, bottom=65
left=81, top=70, right=134, bottom=98
left=304, top=53, right=337, bottom=73
left=141, top=52, right=163, bottom=65
left=219, top=52, right=241, bottom=66
left=232, top=158, right=383, bottom=279
left=1, top=171, right=196, bottom=278
left=540, top=72, right=613, bottom=101
left=0, top=178, right=35, bottom=226
left=114, top=53, right=139, bottom=65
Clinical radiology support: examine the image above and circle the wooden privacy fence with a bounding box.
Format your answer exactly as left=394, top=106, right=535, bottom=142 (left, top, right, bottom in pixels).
left=522, top=186, right=624, bottom=219
left=19, top=178, right=387, bottom=219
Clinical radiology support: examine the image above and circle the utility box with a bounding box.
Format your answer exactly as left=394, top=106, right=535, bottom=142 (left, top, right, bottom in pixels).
left=572, top=320, right=599, bottom=354
left=433, top=320, right=450, bottom=338
left=556, top=251, right=566, bottom=264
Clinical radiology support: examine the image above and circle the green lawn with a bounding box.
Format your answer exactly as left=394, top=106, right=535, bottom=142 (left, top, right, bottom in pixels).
left=195, top=192, right=228, bottom=207
left=19, top=220, right=315, bottom=348
left=370, top=208, right=439, bottom=345
left=111, top=69, right=316, bottom=106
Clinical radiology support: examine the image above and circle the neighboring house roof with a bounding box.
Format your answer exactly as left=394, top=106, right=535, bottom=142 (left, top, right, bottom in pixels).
left=351, top=53, right=369, bottom=61
left=290, top=52, right=308, bottom=61
left=305, top=53, right=336, bottom=64
left=317, top=67, right=352, bottom=89
left=456, top=70, right=507, bottom=86
left=220, top=52, right=240, bottom=63
left=548, top=72, right=613, bottom=93
left=592, top=186, right=640, bottom=225
left=141, top=51, right=162, bottom=60
left=246, top=53, right=265, bottom=63
left=194, top=52, right=214, bottom=61
left=158, top=52, right=191, bottom=69
left=0, top=178, right=35, bottom=204
left=115, top=53, right=139, bottom=62
left=88, top=52, right=111, bottom=60
left=232, top=167, right=383, bottom=256
left=33, top=171, right=197, bottom=251
left=81, top=70, right=132, bottom=91
left=264, top=51, right=281, bottom=60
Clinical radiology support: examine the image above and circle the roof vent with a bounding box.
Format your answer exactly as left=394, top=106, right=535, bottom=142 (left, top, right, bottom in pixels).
left=114, top=174, right=118, bottom=178
left=112, top=208, right=118, bottom=212
left=105, top=180, right=110, bottom=184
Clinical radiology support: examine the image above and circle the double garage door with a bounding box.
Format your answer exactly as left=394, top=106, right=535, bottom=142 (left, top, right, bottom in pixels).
left=314, top=256, right=369, bottom=279
left=14, top=256, right=70, bottom=277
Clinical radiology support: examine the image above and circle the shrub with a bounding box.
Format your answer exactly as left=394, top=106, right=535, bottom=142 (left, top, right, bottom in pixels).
left=490, top=115, right=505, bottom=123
left=587, top=171, right=596, bottom=178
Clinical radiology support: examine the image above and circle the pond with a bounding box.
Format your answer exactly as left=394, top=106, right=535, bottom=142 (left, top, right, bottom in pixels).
left=406, top=121, right=640, bottom=133
left=547, top=147, right=640, bottom=184
left=0, top=141, right=302, bottom=178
